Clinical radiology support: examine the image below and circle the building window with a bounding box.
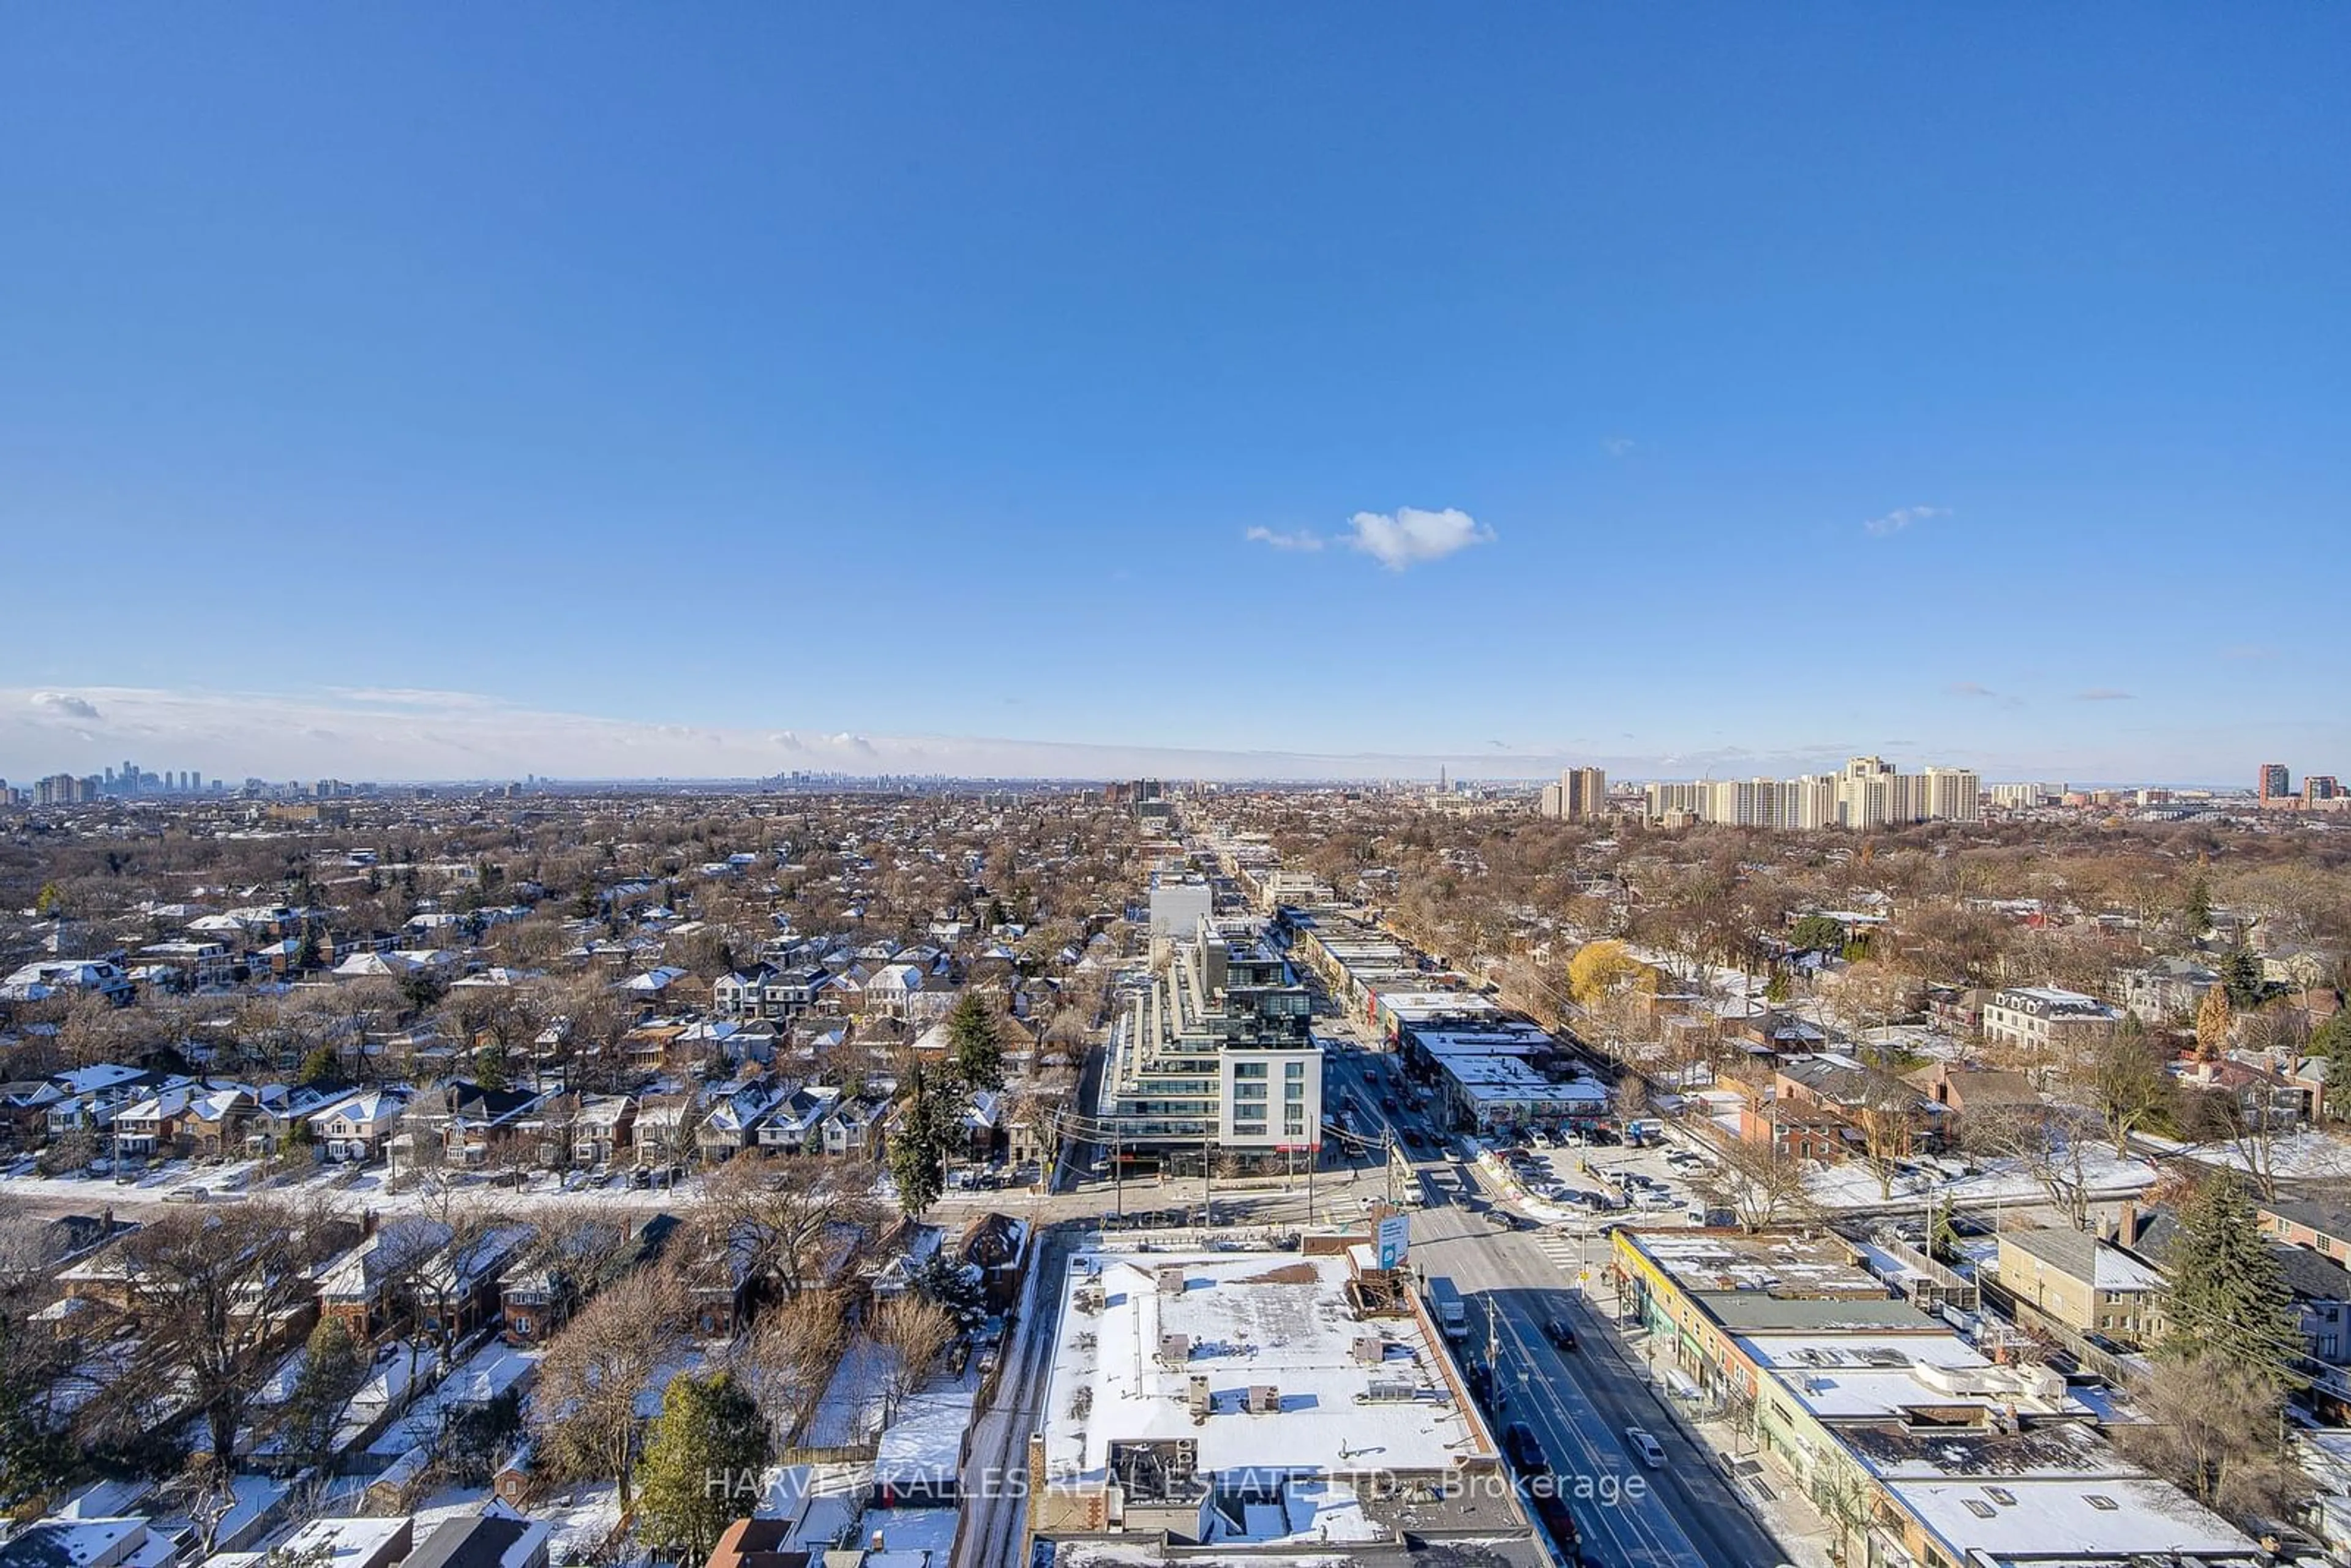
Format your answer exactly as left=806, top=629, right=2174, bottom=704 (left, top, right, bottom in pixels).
left=1285, top=1062, right=1307, bottom=1079
left=1234, top=1062, right=1267, bottom=1079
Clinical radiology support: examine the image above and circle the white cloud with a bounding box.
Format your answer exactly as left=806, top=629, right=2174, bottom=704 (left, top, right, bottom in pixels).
left=1243, top=526, right=1325, bottom=552
left=1864, top=505, right=1949, bottom=537
left=2075, top=689, right=2136, bottom=702
left=30, top=692, right=102, bottom=721
left=1603, top=435, right=1638, bottom=458
left=1946, top=681, right=1998, bottom=699
left=1342, top=506, right=1493, bottom=571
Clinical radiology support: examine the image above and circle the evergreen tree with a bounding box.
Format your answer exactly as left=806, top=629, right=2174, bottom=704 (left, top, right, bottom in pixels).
left=1789, top=915, right=1845, bottom=954
left=296, top=1046, right=343, bottom=1089
left=2160, top=1171, right=2301, bottom=1378
left=0, top=1313, right=77, bottom=1508
left=636, top=1372, right=768, bottom=1564
left=2315, top=1009, right=2351, bottom=1120
left=909, top=1251, right=989, bottom=1332
left=2183, top=876, right=2213, bottom=940
left=2222, top=950, right=2268, bottom=1010
left=887, top=1065, right=960, bottom=1219
left=945, top=994, right=1004, bottom=1092
left=279, top=1316, right=367, bottom=1463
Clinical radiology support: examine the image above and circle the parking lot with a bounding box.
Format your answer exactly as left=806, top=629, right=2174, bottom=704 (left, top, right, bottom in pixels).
left=1488, top=1125, right=1729, bottom=1226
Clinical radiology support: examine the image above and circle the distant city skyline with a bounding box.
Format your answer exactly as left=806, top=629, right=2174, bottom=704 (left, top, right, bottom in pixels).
left=1, top=684, right=2329, bottom=789
left=3, top=11, right=2345, bottom=786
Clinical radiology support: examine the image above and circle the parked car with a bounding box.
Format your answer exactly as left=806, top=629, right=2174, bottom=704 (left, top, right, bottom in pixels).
left=1505, top=1421, right=1548, bottom=1472
left=1625, top=1427, right=1666, bottom=1467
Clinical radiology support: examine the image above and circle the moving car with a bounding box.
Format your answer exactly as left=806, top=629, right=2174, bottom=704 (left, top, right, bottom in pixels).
left=1543, top=1317, right=1578, bottom=1351
left=1625, top=1427, right=1666, bottom=1467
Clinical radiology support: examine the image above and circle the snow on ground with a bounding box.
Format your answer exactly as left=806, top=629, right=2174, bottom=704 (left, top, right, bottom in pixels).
left=874, top=1362, right=980, bottom=1487
left=2136, top=1128, right=2351, bottom=1184
left=367, top=1341, right=541, bottom=1458
left=0, top=1160, right=706, bottom=1217
left=804, top=1336, right=896, bottom=1449
left=632, top=1343, right=715, bottom=1420
left=1803, top=1143, right=2158, bottom=1212
left=533, top=1482, right=623, bottom=1563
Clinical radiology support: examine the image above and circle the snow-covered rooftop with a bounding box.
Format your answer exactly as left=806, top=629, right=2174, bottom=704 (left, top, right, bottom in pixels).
left=1040, top=1245, right=1483, bottom=1482
left=1888, top=1476, right=2255, bottom=1564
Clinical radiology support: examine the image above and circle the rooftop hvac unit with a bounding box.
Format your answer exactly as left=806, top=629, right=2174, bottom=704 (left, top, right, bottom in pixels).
left=1353, top=1335, right=1387, bottom=1367
left=1158, top=1333, right=1191, bottom=1366
left=1157, top=1264, right=1187, bottom=1296
left=1187, top=1375, right=1210, bottom=1419
left=1360, top=1379, right=1419, bottom=1404
left=1244, top=1384, right=1281, bottom=1414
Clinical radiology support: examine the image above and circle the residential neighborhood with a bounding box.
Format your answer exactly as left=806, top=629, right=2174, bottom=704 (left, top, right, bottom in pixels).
left=3, top=770, right=2351, bottom=1568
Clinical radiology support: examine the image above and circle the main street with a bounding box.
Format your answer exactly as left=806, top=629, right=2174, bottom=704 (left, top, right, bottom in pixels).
left=1411, top=1178, right=1789, bottom=1568
left=1307, top=983, right=1793, bottom=1568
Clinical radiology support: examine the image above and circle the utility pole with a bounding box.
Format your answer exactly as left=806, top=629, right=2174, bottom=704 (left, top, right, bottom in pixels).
left=1202, top=1116, right=1214, bottom=1227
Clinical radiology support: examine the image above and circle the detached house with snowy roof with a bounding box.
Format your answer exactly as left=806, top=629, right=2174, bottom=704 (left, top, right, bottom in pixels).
left=309, top=1090, right=407, bottom=1163
left=753, top=1084, right=841, bottom=1155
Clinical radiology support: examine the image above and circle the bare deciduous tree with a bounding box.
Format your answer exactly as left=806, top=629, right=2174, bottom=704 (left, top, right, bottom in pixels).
left=867, top=1294, right=955, bottom=1425
left=531, top=1263, right=688, bottom=1506
left=113, top=1201, right=351, bottom=1465
left=1698, top=1135, right=1817, bottom=1234
left=1854, top=1075, right=1922, bottom=1202
left=694, top=1153, right=881, bottom=1302
left=2115, top=1352, right=2306, bottom=1527
left=1972, top=1102, right=2101, bottom=1229
left=2074, top=1021, right=2176, bottom=1159
left=729, top=1289, right=850, bottom=1447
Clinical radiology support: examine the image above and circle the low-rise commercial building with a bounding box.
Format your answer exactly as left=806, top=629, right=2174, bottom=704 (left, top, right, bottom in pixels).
left=1610, top=1227, right=2260, bottom=1568
left=1395, top=1013, right=1607, bottom=1136
left=1028, top=1240, right=1536, bottom=1561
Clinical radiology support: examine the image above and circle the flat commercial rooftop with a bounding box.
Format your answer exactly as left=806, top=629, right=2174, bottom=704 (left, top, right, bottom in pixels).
left=1888, top=1476, right=2254, bottom=1564
left=1040, top=1245, right=1484, bottom=1482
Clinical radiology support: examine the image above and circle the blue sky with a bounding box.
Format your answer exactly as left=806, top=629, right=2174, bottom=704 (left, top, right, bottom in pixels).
left=2, top=8, right=2344, bottom=783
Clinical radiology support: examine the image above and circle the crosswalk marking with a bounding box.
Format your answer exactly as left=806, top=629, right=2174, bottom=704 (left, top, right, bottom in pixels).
left=1536, top=1235, right=1581, bottom=1271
